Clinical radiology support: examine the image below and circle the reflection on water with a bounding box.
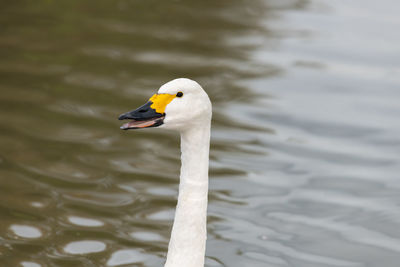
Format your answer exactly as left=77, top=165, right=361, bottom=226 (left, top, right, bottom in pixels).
left=21, top=262, right=41, bottom=267
left=67, top=216, right=104, bottom=227
left=9, top=225, right=42, bottom=239
left=64, top=240, right=106, bottom=255
left=1, top=0, right=400, bottom=266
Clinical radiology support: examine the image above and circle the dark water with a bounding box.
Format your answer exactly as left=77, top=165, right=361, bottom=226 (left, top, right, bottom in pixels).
left=1, top=0, right=400, bottom=266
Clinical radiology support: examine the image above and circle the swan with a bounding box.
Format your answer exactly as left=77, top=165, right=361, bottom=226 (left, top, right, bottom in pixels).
left=118, top=78, right=212, bottom=267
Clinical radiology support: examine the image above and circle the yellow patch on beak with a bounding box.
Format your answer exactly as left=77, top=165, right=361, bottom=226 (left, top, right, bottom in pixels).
left=149, top=94, right=176, bottom=114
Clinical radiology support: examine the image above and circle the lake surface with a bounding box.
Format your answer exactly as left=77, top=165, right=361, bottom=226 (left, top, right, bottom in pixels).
left=1, top=0, right=400, bottom=266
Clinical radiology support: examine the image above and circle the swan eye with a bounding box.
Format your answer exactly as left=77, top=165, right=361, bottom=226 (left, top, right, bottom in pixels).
left=176, top=92, right=183, bottom=97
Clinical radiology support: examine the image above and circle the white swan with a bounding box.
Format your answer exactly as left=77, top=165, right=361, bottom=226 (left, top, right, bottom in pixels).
left=119, top=78, right=212, bottom=267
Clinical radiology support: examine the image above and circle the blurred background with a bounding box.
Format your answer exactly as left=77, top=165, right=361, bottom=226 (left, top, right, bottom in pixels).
left=1, top=0, right=400, bottom=266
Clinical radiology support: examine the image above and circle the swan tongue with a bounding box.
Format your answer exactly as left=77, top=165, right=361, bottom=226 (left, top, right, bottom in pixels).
left=120, top=117, right=164, bottom=130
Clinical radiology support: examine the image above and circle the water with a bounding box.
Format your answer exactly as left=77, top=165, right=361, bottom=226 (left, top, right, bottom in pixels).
left=1, top=0, right=400, bottom=266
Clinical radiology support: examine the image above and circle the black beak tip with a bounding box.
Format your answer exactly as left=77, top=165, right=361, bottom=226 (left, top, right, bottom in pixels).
left=118, top=113, right=127, bottom=120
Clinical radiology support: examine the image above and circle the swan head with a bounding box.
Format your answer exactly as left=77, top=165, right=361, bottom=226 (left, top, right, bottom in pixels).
left=119, top=78, right=211, bottom=131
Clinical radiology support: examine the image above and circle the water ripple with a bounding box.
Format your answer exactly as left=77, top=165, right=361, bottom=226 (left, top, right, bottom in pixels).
left=269, top=212, right=400, bottom=253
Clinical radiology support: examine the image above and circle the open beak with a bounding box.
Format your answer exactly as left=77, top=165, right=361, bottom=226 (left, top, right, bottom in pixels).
left=118, top=101, right=164, bottom=130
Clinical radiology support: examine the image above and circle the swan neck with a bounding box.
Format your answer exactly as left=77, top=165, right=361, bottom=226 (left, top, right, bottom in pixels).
left=180, top=123, right=211, bottom=187
left=165, top=122, right=211, bottom=267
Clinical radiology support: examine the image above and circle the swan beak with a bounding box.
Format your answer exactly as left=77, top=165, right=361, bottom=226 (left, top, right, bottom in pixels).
left=118, top=101, right=164, bottom=130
